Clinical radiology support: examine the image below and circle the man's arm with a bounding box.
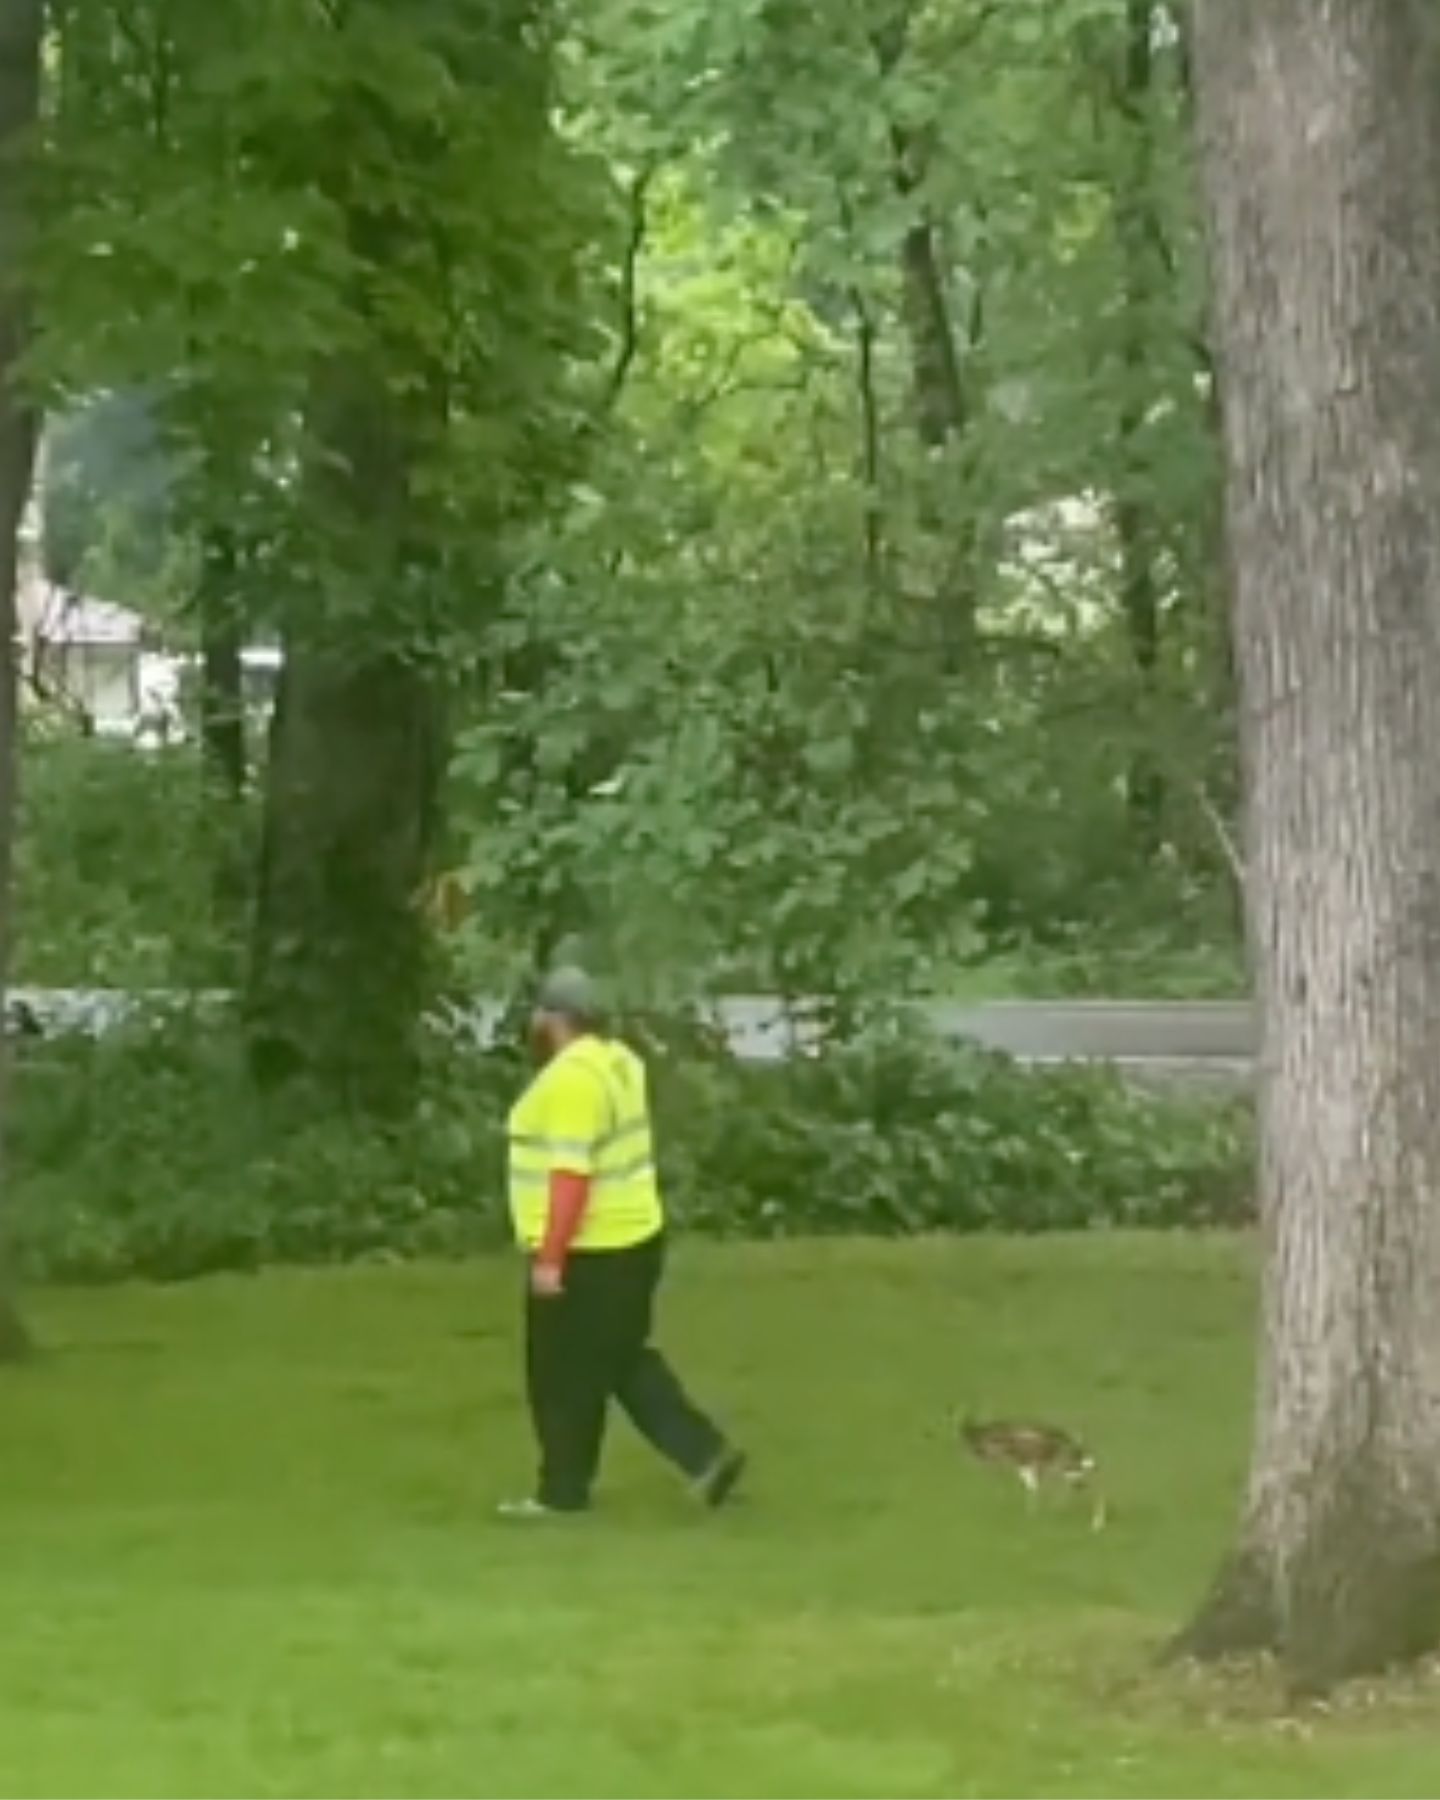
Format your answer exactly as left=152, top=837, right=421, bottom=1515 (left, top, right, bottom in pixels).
left=535, top=1169, right=590, bottom=1282
left=531, top=1064, right=608, bottom=1292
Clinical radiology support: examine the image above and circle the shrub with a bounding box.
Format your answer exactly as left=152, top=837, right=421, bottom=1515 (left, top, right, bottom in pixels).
left=8, top=1012, right=1253, bottom=1284
left=8, top=1014, right=515, bottom=1282
left=660, top=1018, right=1252, bottom=1237
left=16, top=737, right=252, bottom=987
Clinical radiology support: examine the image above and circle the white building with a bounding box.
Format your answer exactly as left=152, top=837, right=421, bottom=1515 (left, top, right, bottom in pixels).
left=15, top=573, right=149, bottom=733
left=14, top=574, right=281, bottom=745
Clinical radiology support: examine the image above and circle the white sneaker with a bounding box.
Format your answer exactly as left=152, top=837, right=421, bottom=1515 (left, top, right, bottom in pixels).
left=495, top=1497, right=556, bottom=1521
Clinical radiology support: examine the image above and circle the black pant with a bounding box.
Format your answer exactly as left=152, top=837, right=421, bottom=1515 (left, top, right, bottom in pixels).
left=525, top=1233, right=726, bottom=1511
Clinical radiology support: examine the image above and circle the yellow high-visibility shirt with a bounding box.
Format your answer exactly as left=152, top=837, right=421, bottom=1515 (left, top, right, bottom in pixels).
left=507, top=1034, right=664, bottom=1252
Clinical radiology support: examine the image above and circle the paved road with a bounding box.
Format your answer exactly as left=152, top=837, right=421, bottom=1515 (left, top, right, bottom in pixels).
left=713, top=997, right=1254, bottom=1062
left=719, top=997, right=1254, bottom=1088
left=6, top=987, right=1256, bottom=1085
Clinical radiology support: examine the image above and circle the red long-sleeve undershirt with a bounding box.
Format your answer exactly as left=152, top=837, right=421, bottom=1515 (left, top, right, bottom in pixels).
left=537, top=1169, right=591, bottom=1271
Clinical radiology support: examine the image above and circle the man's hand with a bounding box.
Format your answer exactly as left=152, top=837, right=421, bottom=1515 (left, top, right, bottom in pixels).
left=535, top=1171, right=589, bottom=1294
left=530, top=1259, right=565, bottom=1298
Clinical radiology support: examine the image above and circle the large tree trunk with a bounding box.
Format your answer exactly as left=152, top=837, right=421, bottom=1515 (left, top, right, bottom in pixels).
left=247, top=644, right=443, bottom=1113
left=246, top=234, right=447, bottom=1113
left=0, top=0, right=41, bottom=1364
left=1176, top=0, right=1440, bottom=1692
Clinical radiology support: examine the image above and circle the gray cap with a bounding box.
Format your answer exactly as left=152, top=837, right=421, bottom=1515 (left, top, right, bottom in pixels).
left=535, top=965, right=602, bottom=1021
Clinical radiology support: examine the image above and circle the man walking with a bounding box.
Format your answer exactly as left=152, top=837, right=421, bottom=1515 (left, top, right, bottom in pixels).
left=500, top=967, right=745, bottom=1517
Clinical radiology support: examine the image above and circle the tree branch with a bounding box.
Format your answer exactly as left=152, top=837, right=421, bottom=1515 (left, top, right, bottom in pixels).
left=1196, top=783, right=1244, bottom=890
left=601, top=164, right=655, bottom=414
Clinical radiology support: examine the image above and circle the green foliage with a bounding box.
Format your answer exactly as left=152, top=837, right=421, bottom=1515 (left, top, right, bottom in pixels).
left=8, top=1018, right=514, bottom=1282
left=41, top=392, right=192, bottom=612
left=970, top=938, right=1245, bottom=1001
left=452, top=532, right=992, bottom=1006
left=441, top=0, right=1236, bottom=1005
left=34, top=0, right=609, bottom=656
left=23, top=0, right=624, bottom=1113
left=9, top=1015, right=1250, bottom=1283
left=660, top=1018, right=1251, bottom=1237
left=14, top=737, right=248, bottom=986
left=6, top=0, right=1241, bottom=1151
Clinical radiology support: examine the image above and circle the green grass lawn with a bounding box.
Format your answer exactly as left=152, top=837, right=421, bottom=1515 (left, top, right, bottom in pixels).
left=7, top=1236, right=1440, bottom=1798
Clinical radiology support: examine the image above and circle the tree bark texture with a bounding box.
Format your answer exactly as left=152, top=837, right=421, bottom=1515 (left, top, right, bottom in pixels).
left=895, top=204, right=966, bottom=453
left=850, top=284, right=884, bottom=587
left=1114, top=0, right=1165, bottom=852
left=247, top=645, right=443, bottom=1113
left=0, top=0, right=41, bottom=1364
left=872, top=9, right=977, bottom=657
left=1179, top=0, right=1440, bottom=1690
left=871, top=11, right=967, bottom=452
left=198, top=527, right=246, bottom=802
left=245, top=91, right=451, bottom=1115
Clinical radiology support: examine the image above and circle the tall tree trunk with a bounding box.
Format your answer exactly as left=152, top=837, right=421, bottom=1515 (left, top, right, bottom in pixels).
left=895, top=206, right=965, bottom=453
left=198, top=527, right=246, bottom=802
left=873, top=5, right=966, bottom=448
left=1113, top=0, right=1165, bottom=852
left=247, top=645, right=443, bottom=1112
left=247, top=0, right=553, bottom=1109
left=246, top=256, right=447, bottom=1112
left=0, top=605, right=27, bottom=1364
left=1175, top=0, right=1440, bottom=1692
left=872, top=9, right=977, bottom=657
left=0, top=0, right=41, bottom=1364
left=846, top=277, right=883, bottom=586
left=196, top=524, right=253, bottom=947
